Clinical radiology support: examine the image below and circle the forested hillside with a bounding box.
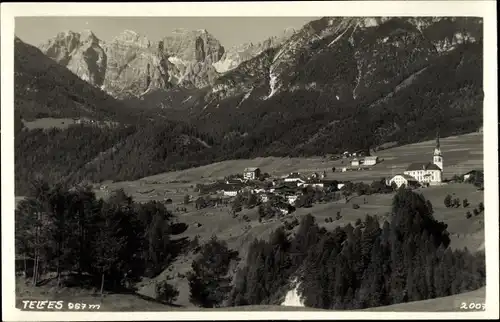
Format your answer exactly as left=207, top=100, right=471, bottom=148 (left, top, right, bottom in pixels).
left=226, top=189, right=485, bottom=309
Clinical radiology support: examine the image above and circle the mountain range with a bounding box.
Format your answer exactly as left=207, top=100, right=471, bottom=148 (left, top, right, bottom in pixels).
left=14, top=16, right=483, bottom=193
left=38, top=27, right=297, bottom=99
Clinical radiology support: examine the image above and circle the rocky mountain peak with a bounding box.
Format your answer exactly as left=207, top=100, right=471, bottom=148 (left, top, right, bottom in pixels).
left=112, top=30, right=151, bottom=48
left=160, top=28, right=225, bottom=63
left=79, top=29, right=100, bottom=45
left=213, top=27, right=296, bottom=74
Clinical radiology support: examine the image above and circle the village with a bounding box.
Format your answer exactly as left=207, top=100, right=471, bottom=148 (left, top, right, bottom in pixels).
left=178, top=134, right=484, bottom=222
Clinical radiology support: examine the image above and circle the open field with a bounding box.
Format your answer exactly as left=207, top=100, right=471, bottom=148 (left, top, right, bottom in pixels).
left=124, top=132, right=482, bottom=185
left=364, top=287, right=485, bottom=312
left=92, top=132, right=483, bottom=206
left=22, top=118, right=76, bottom=130
left=22, top=117, right=119, bottom=130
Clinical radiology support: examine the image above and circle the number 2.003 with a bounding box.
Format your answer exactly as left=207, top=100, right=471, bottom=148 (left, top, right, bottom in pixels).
left=460, top=302, right=485, bottom=310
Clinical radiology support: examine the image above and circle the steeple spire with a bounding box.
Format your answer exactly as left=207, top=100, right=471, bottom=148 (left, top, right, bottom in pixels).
left=436, top=129, right=440, bottom=149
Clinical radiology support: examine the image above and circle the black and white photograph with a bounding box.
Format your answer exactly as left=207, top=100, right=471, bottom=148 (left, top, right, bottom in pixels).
left=1, top=1, right=498, bottom=320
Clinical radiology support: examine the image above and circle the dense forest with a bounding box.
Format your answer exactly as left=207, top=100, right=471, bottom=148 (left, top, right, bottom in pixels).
left=14, top=121, right=220, bottom=196
left=15, top=179, right=187, bottom=292
left=227, top=188, right=485, bottom=309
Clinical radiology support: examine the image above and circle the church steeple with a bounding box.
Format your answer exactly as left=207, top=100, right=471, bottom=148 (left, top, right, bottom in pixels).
left=433, top=129, right=443, bottom=170
left=436, top=131, right=440, bottom=149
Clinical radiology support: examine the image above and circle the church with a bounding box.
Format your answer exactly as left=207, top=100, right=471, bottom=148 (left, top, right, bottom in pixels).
left=389, top=134, right=444, bottom=188
left=403, top=134, right=443, bottom=185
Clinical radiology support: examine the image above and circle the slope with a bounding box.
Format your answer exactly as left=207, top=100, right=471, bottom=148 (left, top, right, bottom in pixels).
left=14, top=37, right=143, bottom=123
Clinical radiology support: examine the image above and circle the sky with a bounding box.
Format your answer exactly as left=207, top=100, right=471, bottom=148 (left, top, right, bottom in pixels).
left=15, top=17, right=318, bottom=48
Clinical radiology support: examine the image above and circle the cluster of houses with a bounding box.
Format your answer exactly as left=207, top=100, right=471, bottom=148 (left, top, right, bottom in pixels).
left=200, top=134, right=479, bottom=212
left=206, top=167, right=344, bottom=208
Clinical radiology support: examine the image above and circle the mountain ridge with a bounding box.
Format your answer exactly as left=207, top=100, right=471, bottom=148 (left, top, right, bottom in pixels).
left=36, top=26, right=299, bottom=98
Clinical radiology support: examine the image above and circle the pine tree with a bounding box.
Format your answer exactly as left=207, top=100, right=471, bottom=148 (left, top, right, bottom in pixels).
left=462, top=199, right=469, bottom=208
left=444, top=194, right=452, bottom=208
left=188, top=236, right=239, bottom=308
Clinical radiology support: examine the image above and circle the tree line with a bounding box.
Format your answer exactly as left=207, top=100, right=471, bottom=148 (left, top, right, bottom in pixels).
left=225, top=188, right=485, bottom=309
left=15, top=178, right=185, bottom=294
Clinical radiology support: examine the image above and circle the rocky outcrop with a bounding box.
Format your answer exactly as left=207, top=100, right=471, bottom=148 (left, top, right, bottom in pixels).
left=100, top=30, right=170, bottom=98
left=213, top=27, right=296, bottom=73
left=159, top=29, right=225, bottom=88
left=40, top=30, right=107, bottom=87
left=39, top=28, right=226, bottom=98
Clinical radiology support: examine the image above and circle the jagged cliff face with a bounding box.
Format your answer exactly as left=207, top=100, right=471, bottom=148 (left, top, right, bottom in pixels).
left=213, top=28, right=296, bottom=73
left=39, top=30, right=107, bottom=87
left=159, top=28, right=225, bottom=88
left=39, top=28, right=226, bottom=98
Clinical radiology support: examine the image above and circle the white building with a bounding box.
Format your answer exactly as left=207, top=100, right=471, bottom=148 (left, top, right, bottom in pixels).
left=462, top=170, right=482, bottom=182
left=402, top=133, right=443, bottom=185
left=284, top=172, right=306, bottom=185
left=286, top=195, right=299, bottom=205
left=389, top=174, right=420, bottom=188
left=303, top=182, right=325, bottom=189
left=259, top=193, right=270, bottom=203
left=221, top=183, right=244, bottom=196
left=363, top=156, right=379, bottom=166
left=351, top=158, right=360, bottom=167
left=243, top=167, right=261, bottom=180
left=223, top=190, right=239, bottom=197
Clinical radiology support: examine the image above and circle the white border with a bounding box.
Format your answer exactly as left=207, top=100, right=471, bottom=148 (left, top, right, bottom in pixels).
left=1, top=1, right=498, bottom=321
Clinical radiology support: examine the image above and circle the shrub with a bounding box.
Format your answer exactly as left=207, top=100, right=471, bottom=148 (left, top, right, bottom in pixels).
left=155, top=280, right=179, bottom=304
left=462, top=199, right=469, bottom=208
left=473, top=208, right=479, bottom=216
left=478, top=202, right=484, bottom=212
left=466, top=211, right=472, bottom=219
left=444, top=194, right=452, bottom=208
left=336, top=211, right=342, bottom=220
left=355, top=218, right=362, bottom=226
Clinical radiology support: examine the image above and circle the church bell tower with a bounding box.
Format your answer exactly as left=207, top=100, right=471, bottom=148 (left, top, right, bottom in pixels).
left=433, top=131, right=443, bottom=170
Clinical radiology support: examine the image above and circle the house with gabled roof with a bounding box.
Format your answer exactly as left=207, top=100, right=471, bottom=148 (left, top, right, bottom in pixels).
left=284, top=172, right=306, bottom=185
left=389, top=174, right=420, bottom=188
left=462, top=169, right=483, bottom=182
left=363, top=156, right=379, bottom=166
left=243, top=167, right=261, bottom=180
